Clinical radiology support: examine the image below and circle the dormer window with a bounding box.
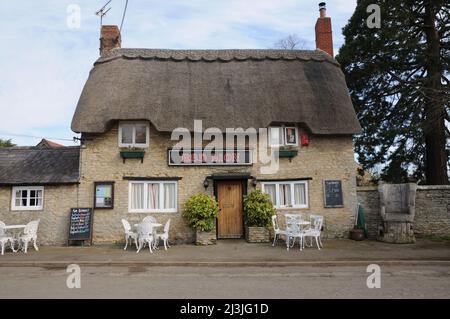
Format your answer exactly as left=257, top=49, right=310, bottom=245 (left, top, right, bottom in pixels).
left=268, top=125, right=298, bottom=147
left=118, top=122, right=149, bottom=148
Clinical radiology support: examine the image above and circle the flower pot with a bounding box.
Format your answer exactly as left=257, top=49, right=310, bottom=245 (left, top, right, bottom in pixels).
left=195, top=229, right=217, bottom=245
left=349, top=228, right=365, bottom=241
left=245, top=226, right=270, bottom=243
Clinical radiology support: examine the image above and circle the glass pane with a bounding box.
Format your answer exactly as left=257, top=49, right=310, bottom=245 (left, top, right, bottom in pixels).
left=36, top=190, right=42, bottom=198
left=21, top=190, right=28, bottom=198
left=285, top=127, right=297, bottom=144
left=30, top=198, right=36, bottom=206
left=21, top=198, right=27, bottom=206
left=15, top=199, right=21, bottom=206
left=131, top=183, right=144, bottom=210
left=269, top=127, right=282, bottom=146
left=36, top=198, right=42, bottom=206
left=147, top=183, right=159, bottom=210
left=135, top=124, right=147, bottom=144
left=30, top=190, right=36, bottom=197
left=294, top=183, right=306, bottom=205
left=263, top=184, right=276, bottom=205
left=279, top=184, right=291, bottom=206
left=15, top=190, right=21, bottom=198
left=163, top=183, right=176, bottom=209
left=96, top=185, right=112, bottom=207
left=121, top=124, right=133, bottom=144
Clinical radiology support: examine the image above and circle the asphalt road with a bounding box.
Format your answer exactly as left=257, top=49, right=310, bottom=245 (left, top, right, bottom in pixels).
left=0, top=265, right=449, bottom=299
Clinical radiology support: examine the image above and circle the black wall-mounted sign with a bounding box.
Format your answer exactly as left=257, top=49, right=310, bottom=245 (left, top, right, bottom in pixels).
left=68, top=208, right=93, bottom=244
left=168, top=149, right=252, bottom=166
left=323, top=180, right=344, bottom=208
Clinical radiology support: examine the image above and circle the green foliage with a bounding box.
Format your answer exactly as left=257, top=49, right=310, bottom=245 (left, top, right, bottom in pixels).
left=0, top=138, right=15, bottom=148
left=243, top=190, right=276, bottom=227
left=183, top=193, right=219, bottom=232
left=336, top=0, right=449, bottom=184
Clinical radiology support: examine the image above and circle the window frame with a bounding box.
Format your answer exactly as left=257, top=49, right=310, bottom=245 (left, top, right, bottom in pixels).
left=118, top=121, right=150, bottom=148
left=128, top=181, right=178, bottom=213
left=11, top=186, right=44, bottom=211
left=261, top=180, right=308, bottom=209
left=268, top=125, right=299, bottom=147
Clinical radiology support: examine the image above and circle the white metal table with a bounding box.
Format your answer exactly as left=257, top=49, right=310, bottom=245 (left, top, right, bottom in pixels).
left=284, top=215, right=311, bottom=250
left=134, top=223, right=162, bottom=249
left=3, top=225, right=26, bottom=253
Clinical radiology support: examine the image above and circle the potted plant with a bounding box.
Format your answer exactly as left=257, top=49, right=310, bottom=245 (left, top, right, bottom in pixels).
left=243, top=190, right=276, bottom=243
left=183, top=193, right=220, bottom=245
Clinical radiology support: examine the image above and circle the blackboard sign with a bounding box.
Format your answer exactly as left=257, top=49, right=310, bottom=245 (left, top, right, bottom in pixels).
left=323, top=180, right=344, bottom=208
left=68, top=208, right=93, bottom=243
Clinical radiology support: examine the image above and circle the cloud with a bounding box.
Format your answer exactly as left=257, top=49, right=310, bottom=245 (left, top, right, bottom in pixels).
left=0, top=0, right=356, bottom=146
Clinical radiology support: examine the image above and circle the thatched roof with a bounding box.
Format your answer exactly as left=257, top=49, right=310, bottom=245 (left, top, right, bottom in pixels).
left=0, top=147, right=80, bottom=185
left=71, top=49, right=361, bottom=135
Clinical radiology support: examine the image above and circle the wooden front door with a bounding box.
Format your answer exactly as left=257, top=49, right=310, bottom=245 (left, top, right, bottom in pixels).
left=217, top=181, right=244, bottom=238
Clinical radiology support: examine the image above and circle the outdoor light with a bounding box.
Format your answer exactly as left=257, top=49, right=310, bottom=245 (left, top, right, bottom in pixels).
left=203, top=178, right=209, bottom=189
left=252, top=177, right=258, bottom=187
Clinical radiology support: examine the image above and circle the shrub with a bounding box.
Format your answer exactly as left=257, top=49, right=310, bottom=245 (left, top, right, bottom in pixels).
left=183, top=193, right=220, bottom=232
left=243, top=190, right=276, bottom=227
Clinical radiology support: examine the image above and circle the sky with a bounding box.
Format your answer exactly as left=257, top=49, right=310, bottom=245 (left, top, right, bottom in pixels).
left=0, top=0, right=357, bottom=146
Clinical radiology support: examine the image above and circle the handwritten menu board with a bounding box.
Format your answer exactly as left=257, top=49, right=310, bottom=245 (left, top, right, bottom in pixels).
left=68, top=208, right=93, bottom=242
left=323, top=180, right=344, bottom=208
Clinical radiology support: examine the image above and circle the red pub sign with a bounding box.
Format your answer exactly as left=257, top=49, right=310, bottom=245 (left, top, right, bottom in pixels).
left=168, top=149, right=252, bottom=166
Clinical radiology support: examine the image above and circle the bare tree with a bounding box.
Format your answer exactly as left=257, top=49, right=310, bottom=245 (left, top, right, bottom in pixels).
left=273, top=34, right=306, bottom=50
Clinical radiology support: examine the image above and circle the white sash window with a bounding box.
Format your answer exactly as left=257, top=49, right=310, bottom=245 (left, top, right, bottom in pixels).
left=261, top=181, right=308, bottom=208
left=129, top=181, right=177, bottom=213
left=11, top=186, right=44, bottom=211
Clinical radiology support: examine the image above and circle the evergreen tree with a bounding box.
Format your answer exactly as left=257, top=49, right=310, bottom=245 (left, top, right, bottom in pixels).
left=337, top=0, right=449, bottom=184
left=0, top=138, right=15, bottom=148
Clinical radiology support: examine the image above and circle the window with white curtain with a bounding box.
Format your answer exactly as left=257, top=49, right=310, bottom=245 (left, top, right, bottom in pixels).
left=261, top=181, right=308, bottom=208
left=11, top=186, right=44, bottom=210
left=129, top=181, right=177, bottom=213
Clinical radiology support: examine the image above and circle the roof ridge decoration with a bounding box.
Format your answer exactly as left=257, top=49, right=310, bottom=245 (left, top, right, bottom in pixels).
left=95, top=48, right=340, bottom=66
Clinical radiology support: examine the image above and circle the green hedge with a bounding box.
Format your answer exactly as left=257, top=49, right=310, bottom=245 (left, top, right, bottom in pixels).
left=183, top=193, right=220, bottom=232
left=243, top=190, right=276, bottom=227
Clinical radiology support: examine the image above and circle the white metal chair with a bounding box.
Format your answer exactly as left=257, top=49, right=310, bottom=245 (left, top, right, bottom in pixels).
left=285, top=215, right=304, bottom=251
left=155, top=219, right=171, bottom=250
left=18, top=219, right=40, bottom=253
left=0, top=221, right=14, bottom=256
left=136, top=222, right=154, bottom=254
left=143, top=216, right=156, bottom=224
left=121, top=219, right=138, bottom=250
left=302, top=215, right=324, bottom=250
left=271, top=215, right=287, bottom=247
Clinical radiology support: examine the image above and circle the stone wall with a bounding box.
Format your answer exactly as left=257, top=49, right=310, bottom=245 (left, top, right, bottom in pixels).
left=77, top=123, right=357, bottom=244
left=357, top=186, right=450, bottom=239
left=0, top=185, right=79, bottom=245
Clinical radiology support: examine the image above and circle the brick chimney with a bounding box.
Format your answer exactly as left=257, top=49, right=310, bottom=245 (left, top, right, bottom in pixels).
left=100, top=25, right=121, bottom=55
left=315, top=2, right=334, bottom=56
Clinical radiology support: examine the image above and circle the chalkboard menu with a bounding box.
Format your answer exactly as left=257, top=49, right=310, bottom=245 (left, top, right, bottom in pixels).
left=323, top=180, right=344, bottom=208
left=68, top=208, right=93, bottom=242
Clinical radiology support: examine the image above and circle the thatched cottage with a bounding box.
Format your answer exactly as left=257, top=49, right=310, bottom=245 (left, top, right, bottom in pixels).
left=0, top=4, right=361, bottom=245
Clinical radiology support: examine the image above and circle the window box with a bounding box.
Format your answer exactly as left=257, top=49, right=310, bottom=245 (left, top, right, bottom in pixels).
left=277, top=149, right=298, bottom=158
left=120, top=150, right=145, bottom=163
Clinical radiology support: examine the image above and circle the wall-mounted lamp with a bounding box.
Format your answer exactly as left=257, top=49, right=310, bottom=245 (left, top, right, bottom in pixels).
left=203, top=178, right=209, bottom=189
left=252, top=177, right=258, bottom=187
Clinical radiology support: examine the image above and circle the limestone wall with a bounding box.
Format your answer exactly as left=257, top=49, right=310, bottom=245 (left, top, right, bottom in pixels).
left=357, top=186, right=450, bottom=239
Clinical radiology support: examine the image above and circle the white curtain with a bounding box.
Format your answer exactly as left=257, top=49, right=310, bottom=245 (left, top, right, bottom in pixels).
left=294, top=183, right=306, bottom=206
left=269, top=127, right=282, bottom=146
left=147, top=183, right=159, bottom=210
left=131, top=183, right=144, bottom=210
left=264, top=184, right=277, bottom=205
left=163, top=183, right=176, bottom=209
left=279, top=184, right=291, bottom=206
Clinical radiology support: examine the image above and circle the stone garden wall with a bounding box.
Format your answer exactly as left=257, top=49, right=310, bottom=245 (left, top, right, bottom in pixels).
left=357, top=186, right=450, bottom=239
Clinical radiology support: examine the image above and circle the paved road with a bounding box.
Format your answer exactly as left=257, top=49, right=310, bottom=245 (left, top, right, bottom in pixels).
left=0, top=265, right=449, bottom=298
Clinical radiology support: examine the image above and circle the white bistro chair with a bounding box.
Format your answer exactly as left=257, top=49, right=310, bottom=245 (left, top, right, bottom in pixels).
left=19, top=219, right=40, bottom=253
left=136, top=222, right=154, bottom=254
left=121, top=219, right=138, bottom=250
left=143, top=216, right=156, bottom=223
left=155, top=219, right=171, bottom=250
left=302, top=215, right=324, bottom=250
left=0, top=221, right=14, bottom=256
left=271, top=215, right=287, bottom=247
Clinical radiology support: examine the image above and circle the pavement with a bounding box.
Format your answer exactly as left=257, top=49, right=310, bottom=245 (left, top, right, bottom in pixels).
left=1, top=238, right=450, bottom=267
